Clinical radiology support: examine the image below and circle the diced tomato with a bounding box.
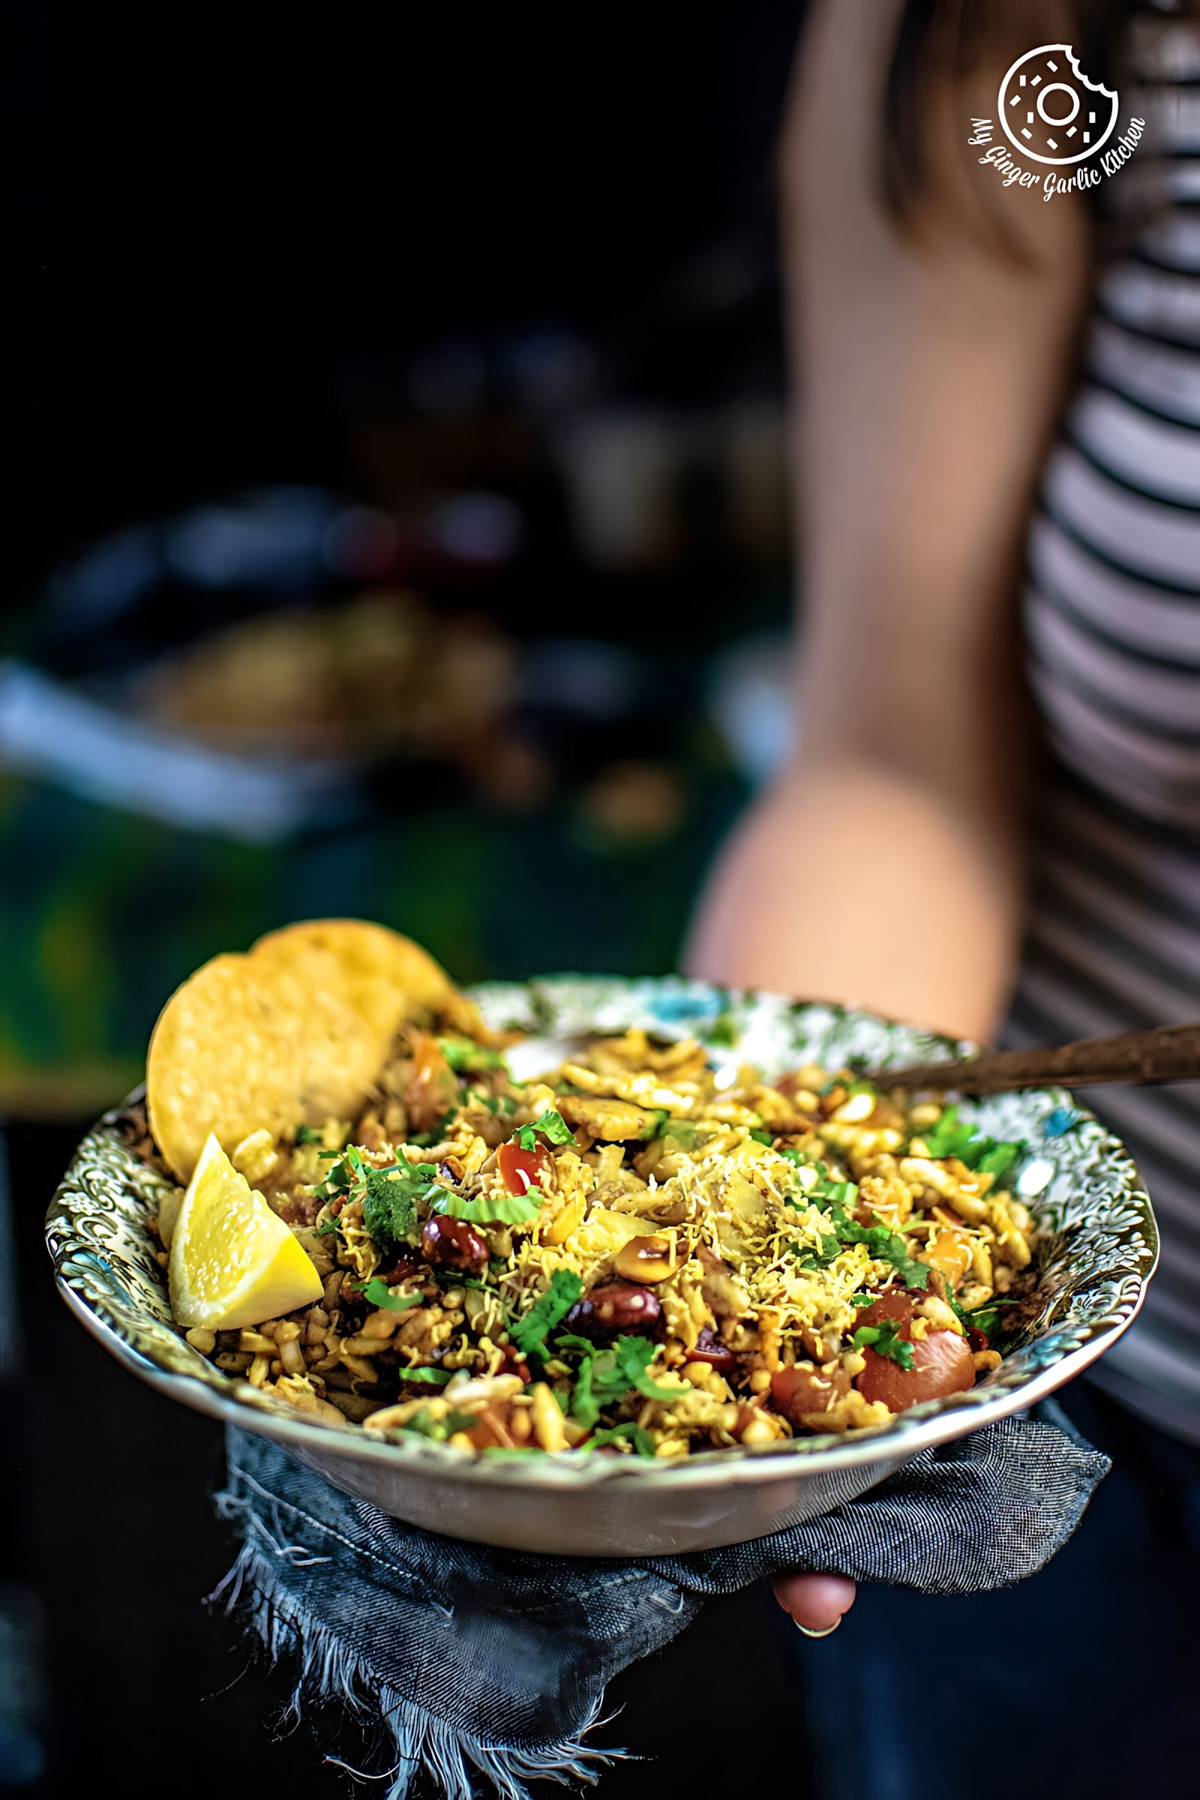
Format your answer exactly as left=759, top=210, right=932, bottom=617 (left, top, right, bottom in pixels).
left=770, top=1363, right=850, bottom=1423
left=856, top=1328, right=975, bottom=1412
left=498, top=1141, right=553, bottom=1195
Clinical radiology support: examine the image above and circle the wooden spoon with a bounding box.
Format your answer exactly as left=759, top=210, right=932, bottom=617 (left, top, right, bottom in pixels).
left=866, top=1022, right=1200, bottom=1095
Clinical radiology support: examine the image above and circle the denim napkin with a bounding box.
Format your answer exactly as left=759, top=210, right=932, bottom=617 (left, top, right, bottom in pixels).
left=212, top=1404, right=1107, bottom=1800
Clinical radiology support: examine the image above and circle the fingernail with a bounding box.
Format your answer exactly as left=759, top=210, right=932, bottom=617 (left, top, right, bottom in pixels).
left=794, top=1618, right=841, bottom=1638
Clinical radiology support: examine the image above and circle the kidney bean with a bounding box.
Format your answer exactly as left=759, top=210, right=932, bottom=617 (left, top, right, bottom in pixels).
left=770, top=1363, right=850, bottom=1425
left=565, top=1281, right=662, bottom=1342
left=966, top=1325, right=990, bottom=1354
left=684, top=1324, right=737, bottom=1372
left=421, top=1215, right=488, bottom=1276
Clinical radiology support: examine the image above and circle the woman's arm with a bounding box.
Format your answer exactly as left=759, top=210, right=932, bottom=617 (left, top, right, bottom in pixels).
left=688, top=0, right=1091, bottom=1633
left=687, top=0, right=1090, bottom=1045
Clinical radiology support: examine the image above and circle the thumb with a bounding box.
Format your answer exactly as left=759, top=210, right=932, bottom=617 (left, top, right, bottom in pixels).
left=772, top=1572, right=857, bottom=1635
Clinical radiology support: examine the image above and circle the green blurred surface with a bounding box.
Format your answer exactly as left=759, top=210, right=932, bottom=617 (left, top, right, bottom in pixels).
left=0, top=767, right=748, bottom=1119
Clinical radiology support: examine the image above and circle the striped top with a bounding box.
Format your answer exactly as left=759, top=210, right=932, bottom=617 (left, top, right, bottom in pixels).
left=1008, top=11, right=1200, bottom=1442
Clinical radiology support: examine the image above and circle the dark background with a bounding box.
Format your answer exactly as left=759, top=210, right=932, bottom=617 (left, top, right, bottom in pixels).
left=5, top=4, right=810, bottom=1793
left=7, top=0, right=799, bottom=596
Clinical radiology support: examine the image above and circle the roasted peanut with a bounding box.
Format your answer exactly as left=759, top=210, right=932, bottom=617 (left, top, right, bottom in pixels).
left=421, top=1215, right=488, bottom=1275
left=612, top=1233, right=678, bottom=1284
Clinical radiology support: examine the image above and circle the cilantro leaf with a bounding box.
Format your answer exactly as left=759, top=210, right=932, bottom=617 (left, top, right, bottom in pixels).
left=433, top=1188, right=543, bottom=1226
left=793, top=1232, right=840, bottom=1272
left=313, top=1215, right=343, bottom=1238
left=611, top=1336, right=680, bottom=1401
left=588, top=1421, right=658, bottom=1458
left=360, top=1154, right=443, bottom=1253
left=398, top=1366, right=452, bottom=1386
left=352, top=1278, right=423, bottom=1312
left=295, top=1123, right=325, bottom=1145
left=381, top=1405, right=478, bottom=1443
left=778, top=1149, right=858, bottom=1211
left=778, top=1151, right=928, bottom=1286
left=839, top=1219, right=930, bottom=1290
left=962, top=1297, right=1019, bottom=1340
left=408, top=1108, right=457, bottom=1148
left=970, top=1140, right=1022, bottom=1180
left=513, top=1109, right=575, bottom=1152
left=705, top=1012, right=739, bottom=1048
left=570, top=1351, right=599, bottom=1428
left=569, top=1336, right=679, bottom=1420
left=510, top=1270, right=584, bottom=1356
left=918, top=1106, right=1022, bottom=1184
left=919, top=1105, right=977, bottom=1160
left=436, top=1035, right=507, bottom=1073
left=851, top=1317, right=915, bottom=1370
left=749, top=1129, right=773, bottom=1147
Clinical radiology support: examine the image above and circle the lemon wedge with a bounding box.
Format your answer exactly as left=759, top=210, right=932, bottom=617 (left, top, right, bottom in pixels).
left=168, top=1132, right=323, bottom=1330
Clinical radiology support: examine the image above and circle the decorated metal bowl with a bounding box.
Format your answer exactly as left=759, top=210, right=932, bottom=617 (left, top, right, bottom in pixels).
left=46, top=976, right=1157, bottom=1556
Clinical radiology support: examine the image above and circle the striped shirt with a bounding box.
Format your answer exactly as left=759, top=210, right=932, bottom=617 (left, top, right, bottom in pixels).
left=1009, top=13, right=1200, bottom=1442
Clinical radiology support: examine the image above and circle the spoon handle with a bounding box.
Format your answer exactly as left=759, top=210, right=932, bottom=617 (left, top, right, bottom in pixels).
left=870, top=1022, right=1200, bottom=1095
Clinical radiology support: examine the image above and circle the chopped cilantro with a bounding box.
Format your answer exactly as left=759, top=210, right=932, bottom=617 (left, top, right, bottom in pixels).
left=641, top=1108, right=670, bottom=1141
left=570, top=1351, right=599, bottom=1427
left=833, top=1214, right=930, bottom=1290
left=513, top=1109, right=575, bottom=1151
left=851, top=1317, right=915, bottom=1370
left=778, top=1149, right=858, bottom=1211
left=661, top=1118, right=702, bottom=1151
left=359, top=1153, right=443, bottom=1253
left=971, top=1141, right=1022, bottom=1179
left=918, top=1105, right=1022, bottom=1183
left=313, top=1215, right=343, bottom=1238
left=962, top=1297, right=1019, bottom=1339
left=779, top=1152, right=930, bottom=1289
left=436, top=1036, right=508, bottom=1073
left=705, top=1012, right=739, bottom=1048
left=612, top=1336, right=681, bottom=1401
left=408, top=1108, right=457, bottom=1148
left=477, top=1092, right=518, bottom=1117
left=385, top=1406, right=477, bottom=1443
left=398, top=1366, right=452, bottom=1386
left=588, top=1421, right=658, bottom=1458
left=793, top=1232, right=840, bottom=1272
left=433, top=1188, right=543, bottom=1226
left=749, top=1129, right=773, bottom=1147
left=295, top=1123, right=325, bottom=1145
left=434, top=1270, right=493, bottom=1293
left=351, top=1278, right=423, bottom=1312
left=566, top=1334, right=677, bottom=1425
left=509, top=1270, right=584, bottom=1356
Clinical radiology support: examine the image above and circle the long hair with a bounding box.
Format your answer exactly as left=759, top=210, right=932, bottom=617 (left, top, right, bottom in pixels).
left=883, top=0, right=1140, bottom=211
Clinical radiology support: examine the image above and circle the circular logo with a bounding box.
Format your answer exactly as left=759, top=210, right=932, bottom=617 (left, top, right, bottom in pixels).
left=998, top=43, right=1119, bottom=166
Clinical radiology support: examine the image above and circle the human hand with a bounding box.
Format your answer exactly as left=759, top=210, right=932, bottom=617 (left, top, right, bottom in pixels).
left=773, top=1571, right=857, bottom=1636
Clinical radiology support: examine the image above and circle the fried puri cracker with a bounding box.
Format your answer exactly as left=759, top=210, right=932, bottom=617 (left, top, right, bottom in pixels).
left=146, top=921, right=454, bottom=1181
left=253, top=918, right=452, bottom=1038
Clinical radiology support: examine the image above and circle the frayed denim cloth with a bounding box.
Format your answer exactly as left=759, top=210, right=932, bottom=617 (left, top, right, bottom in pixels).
left=212, top=1403, right=1107, bottom=1800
